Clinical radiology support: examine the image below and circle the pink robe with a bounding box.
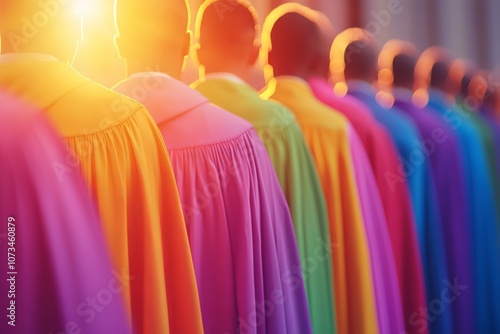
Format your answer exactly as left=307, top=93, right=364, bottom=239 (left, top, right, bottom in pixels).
left=114, top=73, right=312, bottom=334
left=348, top=126, right=405, bottom=334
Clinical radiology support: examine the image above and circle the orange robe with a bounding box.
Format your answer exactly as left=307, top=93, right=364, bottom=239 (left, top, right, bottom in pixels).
left=261, top=77, right=378, bottom=334
left=0, top=56, right=202, bottom=334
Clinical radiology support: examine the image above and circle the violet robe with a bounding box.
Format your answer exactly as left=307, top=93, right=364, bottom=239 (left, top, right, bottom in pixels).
left=426, top=90, right=500, bottom=333
left=393, top=89, right=474, bottom=334
left=193, top=75, right=335, bottom=334
left=0, top=92, right=130, bottom=334
left=114, top=73, right=311, bottom=334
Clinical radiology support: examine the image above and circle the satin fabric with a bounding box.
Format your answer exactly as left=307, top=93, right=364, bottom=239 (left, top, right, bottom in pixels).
left=347, top=82, right=452, bottom=334
left=426, top=90, right=500, bottom=333
left=393, top=90, right=474, bottom=334
left=348, top=126, right=405, bottom=334
left=261, top=77, right=379, bottom=334
left=0, top=60, right=202, bottom=334
left=114, top=73, right=312, bottom=334
left=0, top=93, right=130, bottom=334
left=479, top=106, right=500, bottom=224
left=193, top=77, right=334, bottom=334
left=310, top=77, right=427, bottom=334
left=457, top=101, right=500, bottom=221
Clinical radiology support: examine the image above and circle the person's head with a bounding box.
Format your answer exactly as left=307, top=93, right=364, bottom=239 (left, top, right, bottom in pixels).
left=114, top=0, right=191, bottom=78
left=310, top=11, right=336, bottom=79
left=330, top=28, right=379, bottom=84
left=0, top=0, right=82, bottom=63
left=378, top=40, right=419, bottom=91
left=261, top=3, right=322, bottom=81
left=195, top=0, right=259, bottom=78
left=415, top=46, right=452, bottom=93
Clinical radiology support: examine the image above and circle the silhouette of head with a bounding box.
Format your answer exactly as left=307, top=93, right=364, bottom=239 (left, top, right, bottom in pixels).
left=330, top=28, right=379, bottom=84
left=114, top=0, right=191, bottom=76
left=415, top=46, right=452, bottom=92
left=261, top=3, right=322, bottom=80
left=196, top=0, right=259, bottom=74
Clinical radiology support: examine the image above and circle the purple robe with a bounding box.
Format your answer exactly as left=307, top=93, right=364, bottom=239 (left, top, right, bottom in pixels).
left=114, top=73, right=311, bottom=334
left=0, top=93, right=130, bottom=334
left=393, top=89, right=474, bottom=334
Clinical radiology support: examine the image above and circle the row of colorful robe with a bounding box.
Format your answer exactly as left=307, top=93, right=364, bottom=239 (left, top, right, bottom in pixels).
left=1, top=58, right=500, bottom=334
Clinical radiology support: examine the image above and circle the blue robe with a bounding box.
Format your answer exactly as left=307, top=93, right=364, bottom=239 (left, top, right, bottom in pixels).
left=426, top=90, right=500, bottom=333
left=347, top=82, right=452, bottom=334
left=393, top=89, right=474, bottom=334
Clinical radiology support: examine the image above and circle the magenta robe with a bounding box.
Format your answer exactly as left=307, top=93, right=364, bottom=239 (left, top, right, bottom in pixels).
left=114, top=73, right=311, bottom=334
left=0, top=93, right=130, bottom=334
left=310, top=77, right=426, bottom=334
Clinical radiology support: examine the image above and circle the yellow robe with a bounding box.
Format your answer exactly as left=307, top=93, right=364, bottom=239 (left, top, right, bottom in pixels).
left=261, top=77, right=379, bottom=334
left=0, top=59, right=203, bottom=334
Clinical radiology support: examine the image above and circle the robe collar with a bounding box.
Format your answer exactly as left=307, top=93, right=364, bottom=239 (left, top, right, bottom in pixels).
left=114, top=72, right=209, bottom=125
left=0, top=59, right=88, bottom=111
left=392, top=87, right=414, bottom=102
left=347, top=80, right=377, bottom=96
left=0, top=53, right=59, bottom=64
left=262, top=76, right=313, bottom=101
left=204, top=72, right=246, bottom=85
left=308, top=76, right=331, bottom=90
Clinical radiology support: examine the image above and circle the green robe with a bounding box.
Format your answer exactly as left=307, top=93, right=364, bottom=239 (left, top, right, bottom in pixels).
left=193, top=76, right=336, bottom=334
left=457, top=101, right=500, bottom=221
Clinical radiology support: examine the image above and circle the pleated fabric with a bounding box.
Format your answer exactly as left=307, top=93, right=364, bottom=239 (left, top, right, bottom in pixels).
left=348, top=82, right=452, bottom=334
left=114, top=73, right=312, bottom=334
left=393, top=90, right=474, bottom=334
left=0, top=93, right=130, bottom=334
left=0, top=60, right=202, bottom=334
left=193, top=77, right=335, bottom=334
left=310, top=77, right=427, bottom=334
left=261, top=77, right=379, bottom=334
left=426, top=90, right=500, bottom=333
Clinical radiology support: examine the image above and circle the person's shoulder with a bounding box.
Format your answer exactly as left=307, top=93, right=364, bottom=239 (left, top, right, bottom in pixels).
left=302, top=98, right=350, bottom=132
left=164, top=100, right=256, bottom=150
left=56, top=78, right=153, bottom=137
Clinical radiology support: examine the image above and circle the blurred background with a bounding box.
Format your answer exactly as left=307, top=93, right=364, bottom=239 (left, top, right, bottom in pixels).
left=74, top=0, right=500, bottom=88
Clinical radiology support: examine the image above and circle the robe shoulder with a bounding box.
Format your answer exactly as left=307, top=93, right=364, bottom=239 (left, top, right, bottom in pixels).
left=116, top=76, right=312, bottom=334
left=194, top=79, right=335, bottom=334
left=0, top=62, right=201, bottom=334
left=194, top=78, right=299, bottom=130
left=0, top=93, right=131, bottom=334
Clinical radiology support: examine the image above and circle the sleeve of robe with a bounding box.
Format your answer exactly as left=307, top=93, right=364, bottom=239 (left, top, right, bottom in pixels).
left=347, top=126, right=405, bottom=334
left=0, top=61, right=203, bottom=334
left=194, top=79, right=336, bottom=334
left=0, top=94, right=130, bottom=334
left=310, top=78, right=428, bottom=334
